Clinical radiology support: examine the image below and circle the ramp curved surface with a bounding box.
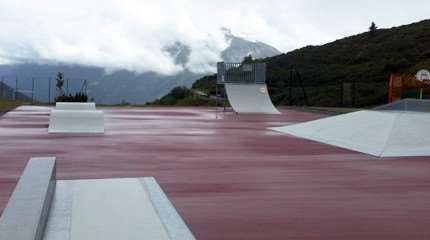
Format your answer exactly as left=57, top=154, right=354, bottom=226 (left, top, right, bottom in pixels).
left=48, top=110, right=104, bottom=133
left=55, top=102, right=96, bottom=111
left=270, top=110, right=430, bottom=157
left=225, top=83, right=280, bottom=114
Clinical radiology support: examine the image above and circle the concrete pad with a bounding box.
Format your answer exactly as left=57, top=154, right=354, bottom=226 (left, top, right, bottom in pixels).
left=270, top=110, right=430, bottom=157
left=48, top=110, right=104, bottom=134
left=225, top=83, right=280, bottom=114
left=44, top=178, right=195, bottom=240
left=55, top=102, right=96, bottom=111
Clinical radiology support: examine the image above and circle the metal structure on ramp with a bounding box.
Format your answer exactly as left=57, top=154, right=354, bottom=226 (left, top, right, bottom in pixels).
left=217, top=62, right=280, bottom=114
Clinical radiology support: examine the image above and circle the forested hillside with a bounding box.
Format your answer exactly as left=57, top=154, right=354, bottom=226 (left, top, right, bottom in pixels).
left=152, top=19, right=430, bottom=107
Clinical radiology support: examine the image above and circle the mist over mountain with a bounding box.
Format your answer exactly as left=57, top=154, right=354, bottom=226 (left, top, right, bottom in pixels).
left=0, top=29, right=281, bottom=104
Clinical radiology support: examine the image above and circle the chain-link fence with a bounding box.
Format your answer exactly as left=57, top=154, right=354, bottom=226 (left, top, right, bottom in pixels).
left=0, top=75, right=88, bottom=104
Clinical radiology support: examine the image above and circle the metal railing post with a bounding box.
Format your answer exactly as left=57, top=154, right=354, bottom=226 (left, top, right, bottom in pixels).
left=15, top=76, right=18, bottom=101
left=1, top=76, right=4, bottom=100
left=31, top=77, right=35, bottom=104
left=48, top=77, right=51, bottom=104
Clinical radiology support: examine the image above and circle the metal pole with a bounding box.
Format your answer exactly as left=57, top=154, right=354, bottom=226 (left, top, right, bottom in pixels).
left=48, top=77, right=51, bottom=104
left=1, top=76, right=4, bottom=100
left=340, top=80, right=344, bottom=107
left=31, top=77, right=35, bottom=104
left=66, top=79, right=69, bottom=95
left=15, top=76, right=18, bottom=101
left=352, top=79, right=356, bottom=107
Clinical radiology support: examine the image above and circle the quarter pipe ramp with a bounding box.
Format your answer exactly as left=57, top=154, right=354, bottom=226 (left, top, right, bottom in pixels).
left=225, top=83, right=280, bottom=114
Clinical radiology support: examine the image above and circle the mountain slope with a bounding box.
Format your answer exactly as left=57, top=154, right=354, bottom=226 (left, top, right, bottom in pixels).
left=221, top=28, right=281, bottom=62
left=188, top=19, right=430, bottom=107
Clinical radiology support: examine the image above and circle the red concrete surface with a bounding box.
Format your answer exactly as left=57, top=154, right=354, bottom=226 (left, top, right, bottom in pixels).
left=1, top=105, right=430, bottom=240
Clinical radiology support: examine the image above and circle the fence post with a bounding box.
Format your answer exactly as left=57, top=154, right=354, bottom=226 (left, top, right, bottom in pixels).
left=288, top=69, right=293, bottom=105
left=1, top=76, right=4, bottom=100
left=66, top=79, right=69, bottom=95
left=340, top=80, right=344, bottom=107
left=31, top=77, right=35, bottom=104
left=352, top=79, right=356, bottom=107
left=15, top=76, right=18, bottom=101
left=48, top=77, right=51, bottom=104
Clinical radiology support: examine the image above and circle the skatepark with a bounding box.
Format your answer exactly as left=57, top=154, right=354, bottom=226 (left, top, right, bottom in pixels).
left=0, top=103, right=430, bottom=239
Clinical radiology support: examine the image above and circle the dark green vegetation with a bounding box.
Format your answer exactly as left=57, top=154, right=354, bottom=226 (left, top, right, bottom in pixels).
left=0, top=100, right=25, bottom=115
left=151, top=19, right=430, bottom=107
left=54, top=72, right=89, bottom=103
left=148, top=86, right=218, bottom=106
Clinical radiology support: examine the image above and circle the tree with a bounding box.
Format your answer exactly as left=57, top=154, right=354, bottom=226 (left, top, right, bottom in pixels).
left=56, top=72, right=65, bottom=95
left=369, top=22, right=378, bottom=36
left=242, top=54, right=253, bottom=63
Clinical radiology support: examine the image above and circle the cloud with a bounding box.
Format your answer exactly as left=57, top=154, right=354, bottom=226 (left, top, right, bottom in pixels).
left=0, top=0, right=429, bottom=75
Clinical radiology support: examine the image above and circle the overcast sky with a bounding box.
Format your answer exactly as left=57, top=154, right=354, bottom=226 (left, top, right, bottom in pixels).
left=0, top=0, right=429, bottom=74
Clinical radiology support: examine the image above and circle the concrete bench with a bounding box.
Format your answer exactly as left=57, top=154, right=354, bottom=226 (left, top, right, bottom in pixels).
left=0, top=157, right=56, bottom=240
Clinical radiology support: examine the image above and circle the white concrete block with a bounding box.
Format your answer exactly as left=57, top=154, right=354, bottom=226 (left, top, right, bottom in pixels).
left=48, top=110, right=104, bottom=134
left=55, top=102, right=96, bottom=111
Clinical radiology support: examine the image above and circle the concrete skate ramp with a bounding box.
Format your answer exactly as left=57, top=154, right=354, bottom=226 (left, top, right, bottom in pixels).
left=270, top=110, right=430, bottom=157
left=48, top=110, right=104, bottom=133
left=55, top=102, right=96, bottom=111
left=0, top=158, right=195, bottom=240
left=225, top=83, right=280, bottom=114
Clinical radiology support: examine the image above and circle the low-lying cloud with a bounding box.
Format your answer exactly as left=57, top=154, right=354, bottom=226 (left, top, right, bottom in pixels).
left=0, top=0, right=429, bottom=75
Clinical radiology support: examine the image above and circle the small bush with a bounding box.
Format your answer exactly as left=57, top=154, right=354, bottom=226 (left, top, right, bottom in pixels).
left=55, top=92, right=88, bottom=102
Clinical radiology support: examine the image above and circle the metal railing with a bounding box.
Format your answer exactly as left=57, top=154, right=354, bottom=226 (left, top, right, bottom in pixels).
left=217, top=62, right=266, bottom=84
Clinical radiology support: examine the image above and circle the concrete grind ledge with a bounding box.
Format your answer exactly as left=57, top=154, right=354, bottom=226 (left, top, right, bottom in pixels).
left=0, top=157, right=56, bottom=240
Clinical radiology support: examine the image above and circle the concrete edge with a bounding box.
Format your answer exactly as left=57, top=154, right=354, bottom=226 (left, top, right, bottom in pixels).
left=0, top=157, right=56, bottom=240
left=141, top=177, right=196, bottom=240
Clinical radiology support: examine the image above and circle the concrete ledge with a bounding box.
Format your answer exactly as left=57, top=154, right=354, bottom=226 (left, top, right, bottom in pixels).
left=0, top=157, right=56, bottom=240
left=141, top=178, right=196, bottom=240
left=55, top=102, right=96, bottom=111
left=48, top=110, right=105, bottom=134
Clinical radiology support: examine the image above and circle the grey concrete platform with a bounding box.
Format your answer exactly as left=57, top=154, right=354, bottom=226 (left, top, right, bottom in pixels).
left=0, top=158, right=195, bottom=240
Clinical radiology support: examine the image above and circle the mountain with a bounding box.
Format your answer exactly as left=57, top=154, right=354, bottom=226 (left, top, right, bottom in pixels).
left=177, top=19, right=430, bottom=107
left=0, top=29, right=281, bottom=104
left=221, top=28, right=281, bottom=62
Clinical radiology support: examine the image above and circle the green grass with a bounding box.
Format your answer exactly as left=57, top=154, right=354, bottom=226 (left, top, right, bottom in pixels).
left=0, top=100, right=26, bottom=114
